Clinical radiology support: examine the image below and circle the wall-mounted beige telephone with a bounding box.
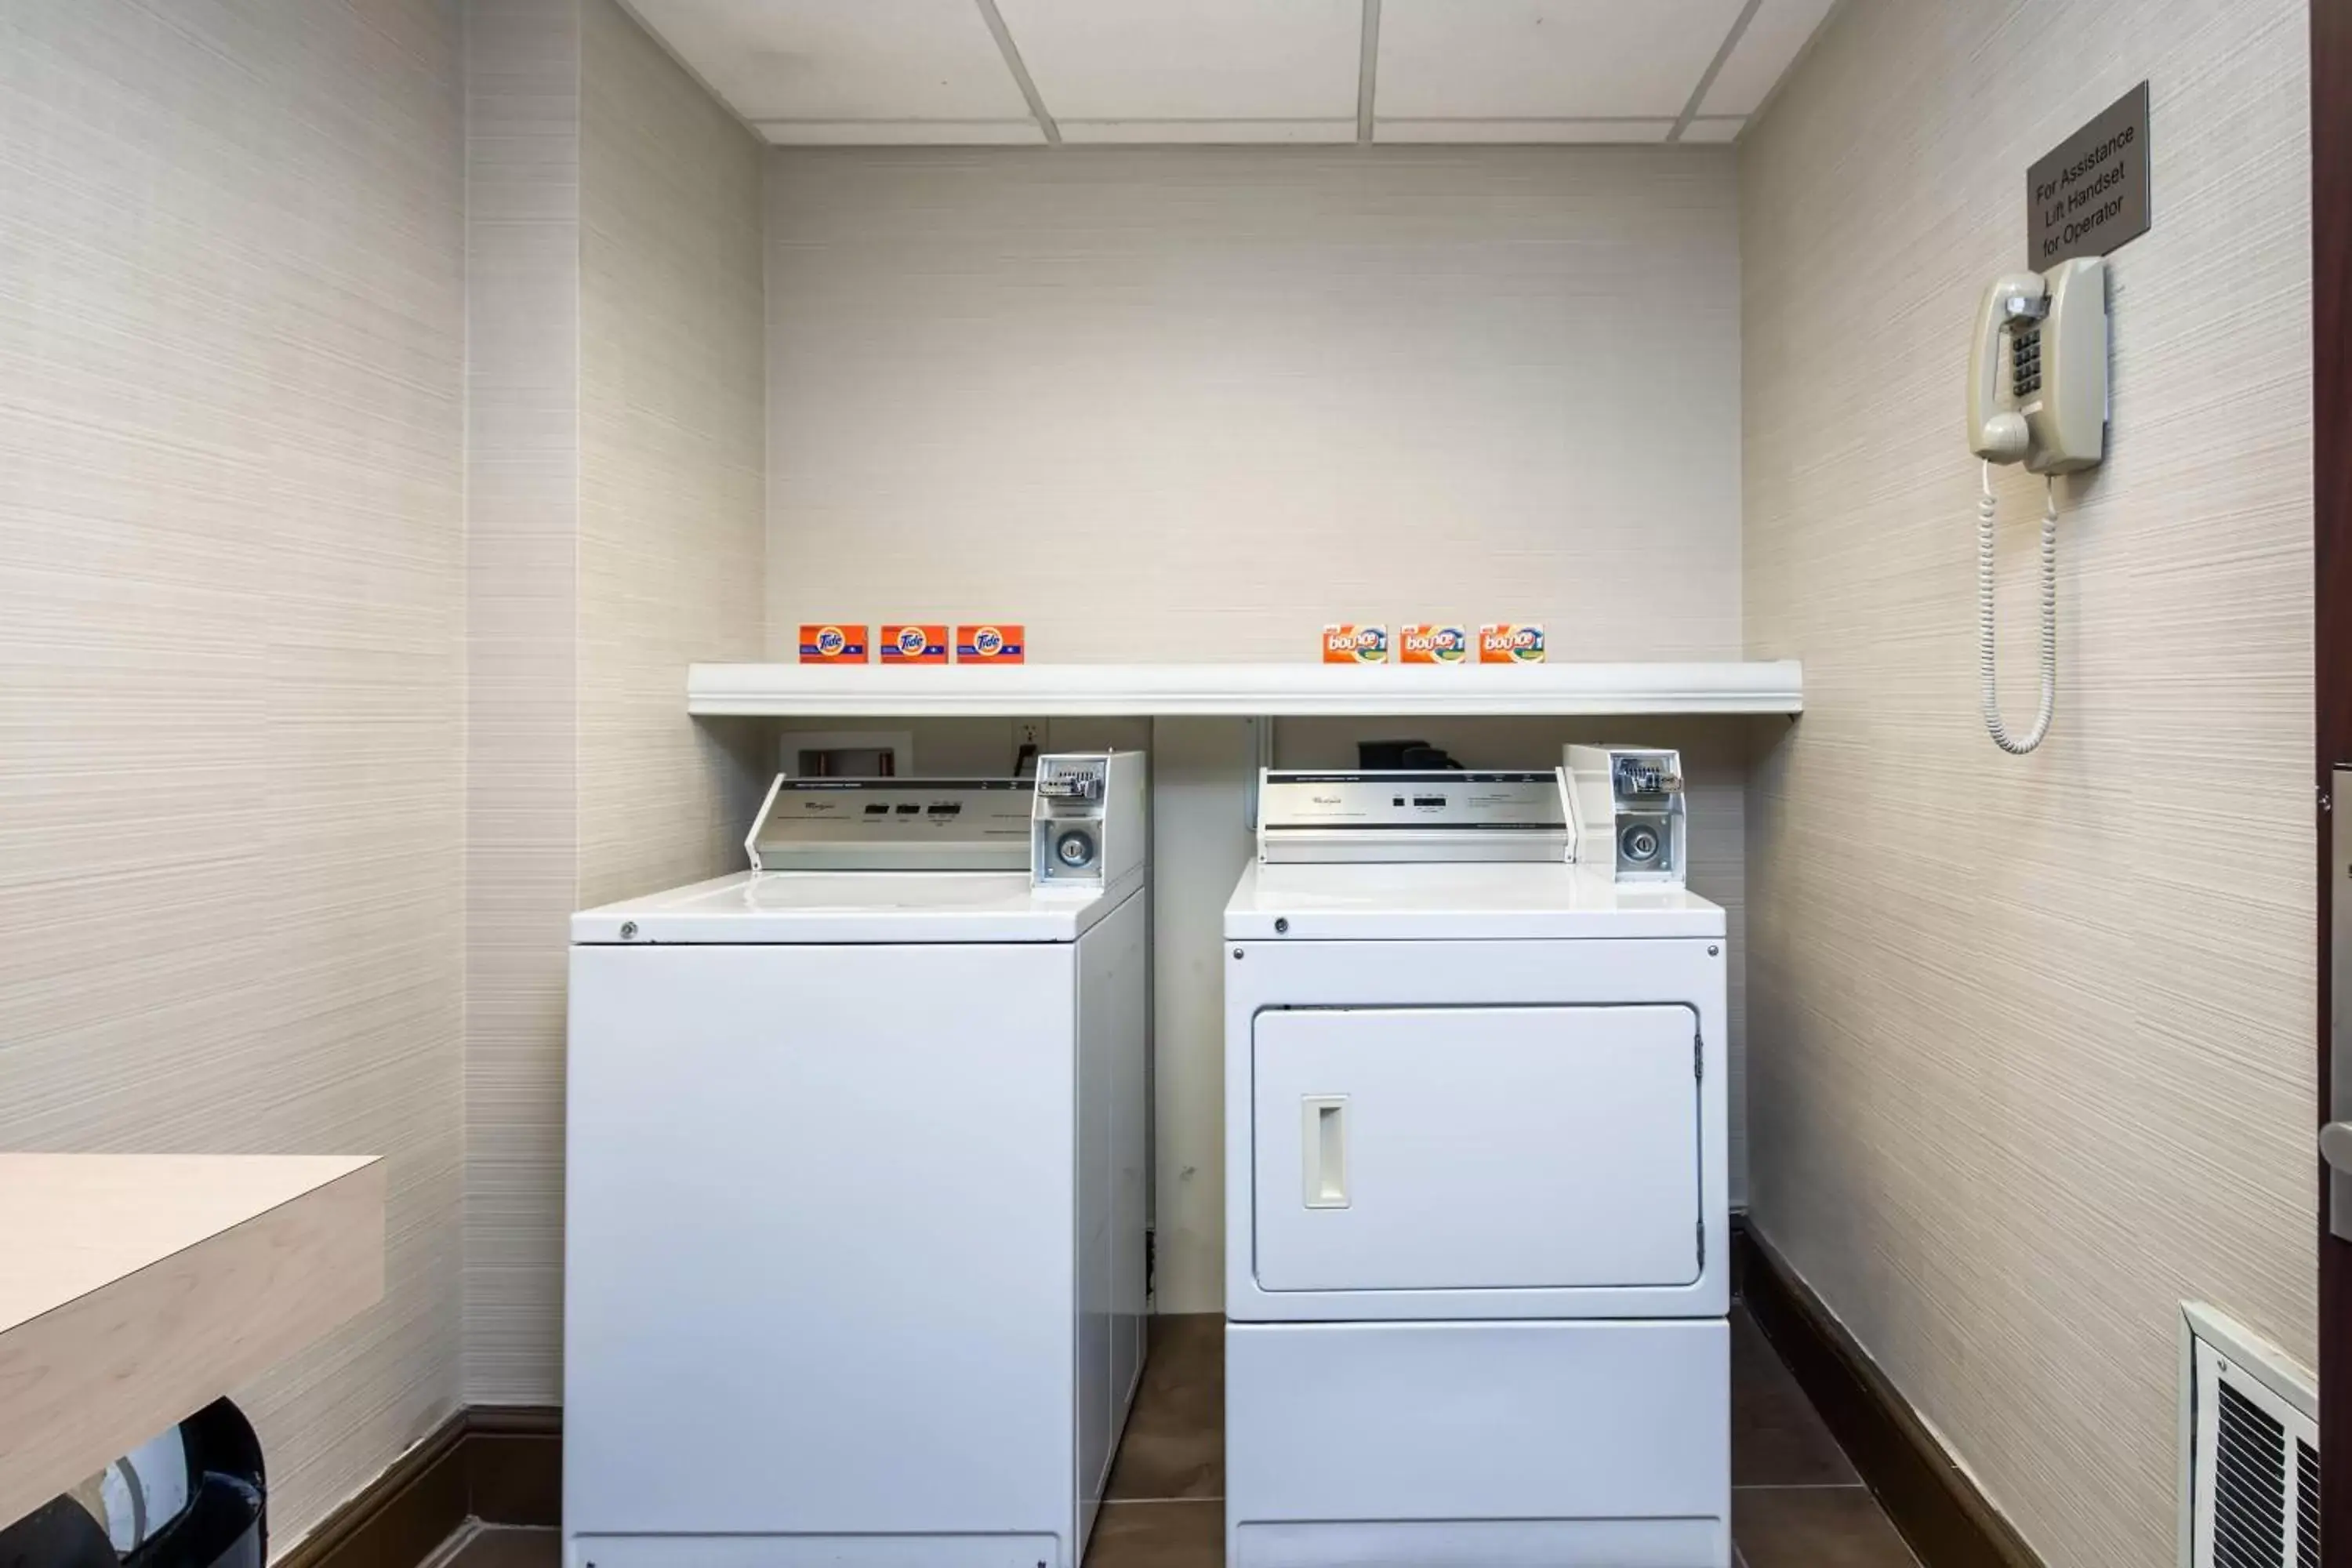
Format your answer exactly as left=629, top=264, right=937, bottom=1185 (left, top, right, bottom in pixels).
left=1964, top=256, right=2108, bottom=754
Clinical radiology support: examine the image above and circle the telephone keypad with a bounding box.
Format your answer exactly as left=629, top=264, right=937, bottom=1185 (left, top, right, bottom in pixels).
left=2010, top=326, right=2043, bottom=397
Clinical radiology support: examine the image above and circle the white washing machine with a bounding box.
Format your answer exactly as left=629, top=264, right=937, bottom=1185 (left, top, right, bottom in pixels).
left=565, top=752, right=1149, bottom=1568
left=1224, top=765, right=1730, bottom=1568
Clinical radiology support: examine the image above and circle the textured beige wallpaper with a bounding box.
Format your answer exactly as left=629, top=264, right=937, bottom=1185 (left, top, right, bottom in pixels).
left=463, top=0, right=583, bottom=1409
left=1740, top=4, right=2314, bottom=1564
left=0, top=0, right=467, bottom=1545
left=764, top=146, right=1743, bottom=665
left=461, top=0, right=768, bottom=1406
left=575, top=0, right=768, bottom=913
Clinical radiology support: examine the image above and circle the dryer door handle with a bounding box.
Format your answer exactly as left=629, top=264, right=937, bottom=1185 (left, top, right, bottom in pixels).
left=1302, top=1096, right=1350, bottom=1210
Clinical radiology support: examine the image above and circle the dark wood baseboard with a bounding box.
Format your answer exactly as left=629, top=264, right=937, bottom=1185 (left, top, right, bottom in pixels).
left=278, top=1406, right=559, bottom=1568
left=1735, top=1221, right=2044, bottom=1568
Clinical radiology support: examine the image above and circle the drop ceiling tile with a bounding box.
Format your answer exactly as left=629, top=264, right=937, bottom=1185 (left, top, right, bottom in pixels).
left=1059, top=120, right=1358, bottom=145
left=1377, top=0, right=1748, bottom=121
left=1679, top=116, right=1745, bottom=143
left=758, top=120, right=1049, bottom=146
left=994, top=0, right=1363, bottom=122
left=1699, top=0, right=1838, bottom=117
left=1374, top=118, right=1677, bottom=144
left=622, top=0, right=1034, bottom=123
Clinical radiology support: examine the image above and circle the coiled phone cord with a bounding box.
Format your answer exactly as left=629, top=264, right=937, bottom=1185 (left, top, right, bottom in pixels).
left=1977, top=460, right=2058, bottom=755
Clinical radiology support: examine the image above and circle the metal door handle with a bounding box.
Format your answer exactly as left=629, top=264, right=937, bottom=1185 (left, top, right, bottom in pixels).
left=2336, top=770, right=2352, bottom=1239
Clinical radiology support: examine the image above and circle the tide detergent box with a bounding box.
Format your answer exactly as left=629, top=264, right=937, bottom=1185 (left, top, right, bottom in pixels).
left=1399, top=624, right=1469, bottom=665
left=1479, top=623, right=1546, bottom=663
left=955, top=623, right=1025, bottom=664
left=1322, top=624, right=1388, bottom=664
left=880, top=624, right=949, bottom=664
left=798, top=622, right=869, bottom=663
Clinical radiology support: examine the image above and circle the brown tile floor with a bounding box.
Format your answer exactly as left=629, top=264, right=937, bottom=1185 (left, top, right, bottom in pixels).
left=432, top=1304, right=1915, bottom=1568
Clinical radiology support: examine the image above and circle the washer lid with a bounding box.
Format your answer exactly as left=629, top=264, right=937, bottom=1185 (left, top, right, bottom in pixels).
left=1225, top=860, right=1723, bottom=941
left=573, top=871, right=1115, bottom=945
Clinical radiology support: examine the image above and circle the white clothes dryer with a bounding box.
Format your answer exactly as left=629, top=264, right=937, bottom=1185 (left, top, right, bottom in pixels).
left=1224, top=768, right=1730, bottom=1568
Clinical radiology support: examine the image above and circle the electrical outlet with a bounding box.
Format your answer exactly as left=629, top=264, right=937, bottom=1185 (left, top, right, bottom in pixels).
left=1012, top=718, right=1047, bottom=779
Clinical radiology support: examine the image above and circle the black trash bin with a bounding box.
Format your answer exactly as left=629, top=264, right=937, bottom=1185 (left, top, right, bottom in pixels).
left=0, top=1497, right=115, bottom=1568
left=0, top=1399, right=265, bottom=1568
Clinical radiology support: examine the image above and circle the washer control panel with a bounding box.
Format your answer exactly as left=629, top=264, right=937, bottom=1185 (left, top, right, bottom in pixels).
left=746, top=778, right=1033, bottom=873
left=743, top=755, right=1145, bottom=890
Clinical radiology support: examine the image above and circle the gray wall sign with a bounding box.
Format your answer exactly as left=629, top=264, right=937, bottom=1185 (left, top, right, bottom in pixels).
left=2028, top=82, right=2151, bottom=267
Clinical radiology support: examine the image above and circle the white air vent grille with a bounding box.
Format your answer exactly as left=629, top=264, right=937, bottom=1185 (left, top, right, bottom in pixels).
left=2296, top=1439, right=2319, bottom=1568
left=2183, top=1303, right=2319, bottom=1568
left=2213, top=1381, right=2288, bottom=1566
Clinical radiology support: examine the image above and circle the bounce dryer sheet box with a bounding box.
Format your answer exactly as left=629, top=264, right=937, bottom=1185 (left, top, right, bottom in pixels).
left=1399, top=624, right=1469, bottom=665
left=955, top=623, right=1025, bottom=664
left=1479, top=623, right=1547, bottom=663
left=880, top=624, right=949, bottom=664
left=797, top=623, right=869, bottom=663
left=1322, top=624, right=1388, bottom=664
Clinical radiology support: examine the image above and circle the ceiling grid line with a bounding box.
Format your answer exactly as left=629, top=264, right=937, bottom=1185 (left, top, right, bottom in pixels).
left=1388, top=114, right=1697, bottom=125
left=975, top=0, right=1062, bottom=143
left=626, top=0, right=1834, bottom=149
left=1669, top=0, right=1764, bottom=141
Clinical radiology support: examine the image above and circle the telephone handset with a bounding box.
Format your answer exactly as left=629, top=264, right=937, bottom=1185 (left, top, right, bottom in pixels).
left=1967, top=256, right=2108, bottom=473
left=1964, top=256, right=2109, bottom=756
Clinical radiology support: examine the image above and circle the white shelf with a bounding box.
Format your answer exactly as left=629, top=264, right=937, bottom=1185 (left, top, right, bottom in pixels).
left=688, top=661, right=1802, bottom=718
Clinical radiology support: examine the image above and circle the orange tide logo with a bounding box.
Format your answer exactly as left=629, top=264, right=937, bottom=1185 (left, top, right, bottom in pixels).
left=955, top=623, right=1025, bottom=663
left=880, top=623, right=949, bottom=663
left=797, top=622, right=868, bottom=662
left=1321, top=624, right=1388, bottom=664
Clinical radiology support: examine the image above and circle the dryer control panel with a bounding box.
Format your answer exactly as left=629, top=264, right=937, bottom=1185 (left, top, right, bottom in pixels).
left=1566, top=746, right=1687, bottom=885
left=1256, top=771, right=1573, bottom=864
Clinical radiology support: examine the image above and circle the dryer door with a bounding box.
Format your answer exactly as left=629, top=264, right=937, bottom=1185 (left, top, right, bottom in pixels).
left=1252, top=1005, right=1701, bottom=1294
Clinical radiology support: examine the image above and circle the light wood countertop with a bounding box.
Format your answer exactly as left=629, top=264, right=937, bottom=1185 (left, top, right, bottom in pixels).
left=0, top=1153, right=386, bottom=1528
